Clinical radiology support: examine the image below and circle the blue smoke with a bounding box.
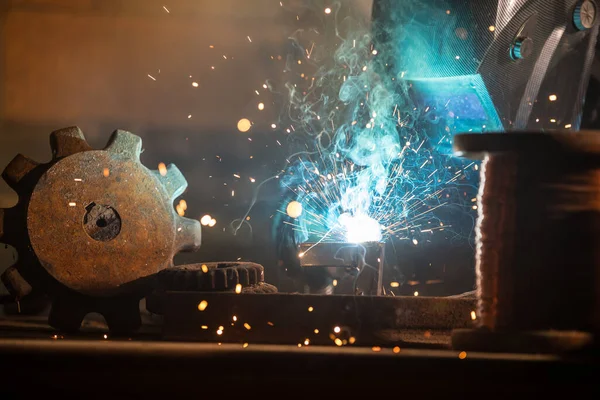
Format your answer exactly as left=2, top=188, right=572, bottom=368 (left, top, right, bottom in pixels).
left=277, top=1, right=498, bottom=245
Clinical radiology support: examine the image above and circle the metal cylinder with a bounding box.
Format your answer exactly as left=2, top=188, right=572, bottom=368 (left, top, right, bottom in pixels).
left=455, top=132, right=600, bottom=332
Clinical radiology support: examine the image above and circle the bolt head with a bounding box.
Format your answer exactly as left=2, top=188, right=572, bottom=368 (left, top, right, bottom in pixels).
left=511, top=37, right=534, bottom=60
left=574, top=0, right=597, bottom=30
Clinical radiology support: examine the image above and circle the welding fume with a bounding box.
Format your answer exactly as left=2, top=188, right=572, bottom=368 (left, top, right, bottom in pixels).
left=274, top=0, right=598, bottom=295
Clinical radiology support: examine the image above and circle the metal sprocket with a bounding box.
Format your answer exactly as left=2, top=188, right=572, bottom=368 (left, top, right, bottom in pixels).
left=0, top=126, right=201, bottom=333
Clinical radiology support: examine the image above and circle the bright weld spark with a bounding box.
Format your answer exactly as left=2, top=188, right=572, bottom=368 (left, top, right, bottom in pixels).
left=158, top=162, right=167, bottom=176
left=228, top=1, right=486, bottom=291
left=162, top=5, right=170, bottom=13
left=235, top=284, right=242, bottom=294
left=198, top=300, right=208, bottom=311
left=147, top=74, right=156, bottom=81
left=244, top=323, right=252, bottom=330
left=277, top=27, right=481, bottom=246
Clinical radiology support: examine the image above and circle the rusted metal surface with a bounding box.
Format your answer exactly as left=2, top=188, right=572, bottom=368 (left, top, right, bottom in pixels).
left=162, top=292, right=476, bottom=346
left=0, top=126, right=202, bottom=332
left=146, top=261, right=273, bottom=314
left=157, top=261, right=265, bottom=291
left=1, top=266, right=32, bottom=299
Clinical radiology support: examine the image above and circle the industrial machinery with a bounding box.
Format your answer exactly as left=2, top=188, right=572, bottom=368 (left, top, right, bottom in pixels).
left=0, top=127, right=202, bottom=332
left=279, top=0, right=600, bottom=297
left=1, top=0, right=600, bottom=396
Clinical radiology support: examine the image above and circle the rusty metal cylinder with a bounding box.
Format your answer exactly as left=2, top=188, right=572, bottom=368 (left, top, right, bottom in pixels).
left=454, top=133, right=600, bottom=332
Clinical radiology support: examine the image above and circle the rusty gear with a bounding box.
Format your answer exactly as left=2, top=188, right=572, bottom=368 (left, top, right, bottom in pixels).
left=241, top=282, right=278, bottom=294
left=145, top=262, right=276, bottom=314
left=0, top=126, right=201, bottom=332
left=157, top=262, right=265, bottom=291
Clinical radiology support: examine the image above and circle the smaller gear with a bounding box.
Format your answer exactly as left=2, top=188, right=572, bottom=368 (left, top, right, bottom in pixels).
left=157, top=261, right=265, bottom=291
left=145, top=262, right=276, bottom=314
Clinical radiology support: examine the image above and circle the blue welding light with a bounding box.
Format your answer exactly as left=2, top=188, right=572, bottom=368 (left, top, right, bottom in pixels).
left=410, top=74, right=503, bottom=152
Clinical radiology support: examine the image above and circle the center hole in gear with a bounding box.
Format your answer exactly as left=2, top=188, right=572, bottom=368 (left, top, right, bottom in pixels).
left=83, top=202, right=122, bottom=242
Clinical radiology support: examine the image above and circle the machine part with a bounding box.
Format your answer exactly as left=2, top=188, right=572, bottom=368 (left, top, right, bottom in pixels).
left=373, top=0, right=598, bottom=131
left=510, top=37, right=534, bottom=60
left=510, top=14, right=537, bottom=61
left=241, top=282, right=278, bottom=294
left=1, top=266, right=32, bottom=299
left=0, top=126, right=201, bottom=332
left=298, top=242, right=384, bottom=295
left=145, top=261, right=272, bottom=314
left=157, top=262, right=265, bottom=291
left=574, top=0, right=597, bottom=30
left=452, top=131, right=600, bottom=351
left=162, top=292, right=475, bottom=345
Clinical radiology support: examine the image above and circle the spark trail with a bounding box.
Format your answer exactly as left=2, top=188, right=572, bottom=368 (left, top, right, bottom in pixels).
left=276, top=2, right=480, bottom=247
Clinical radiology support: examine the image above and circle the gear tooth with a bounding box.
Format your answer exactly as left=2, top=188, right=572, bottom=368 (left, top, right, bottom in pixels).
left=153, top=164, right=188, bottom=200
left=105, top=129, right=142, bottom=160
left=2, top=153, right=40, bottom=189
left=1, top=265, right=33, bottom=299
left=48, top=296, right=87, bottom=332
left=174, top=216, right=201, bottom=252
left=50, top=126, right=92, bottom=159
